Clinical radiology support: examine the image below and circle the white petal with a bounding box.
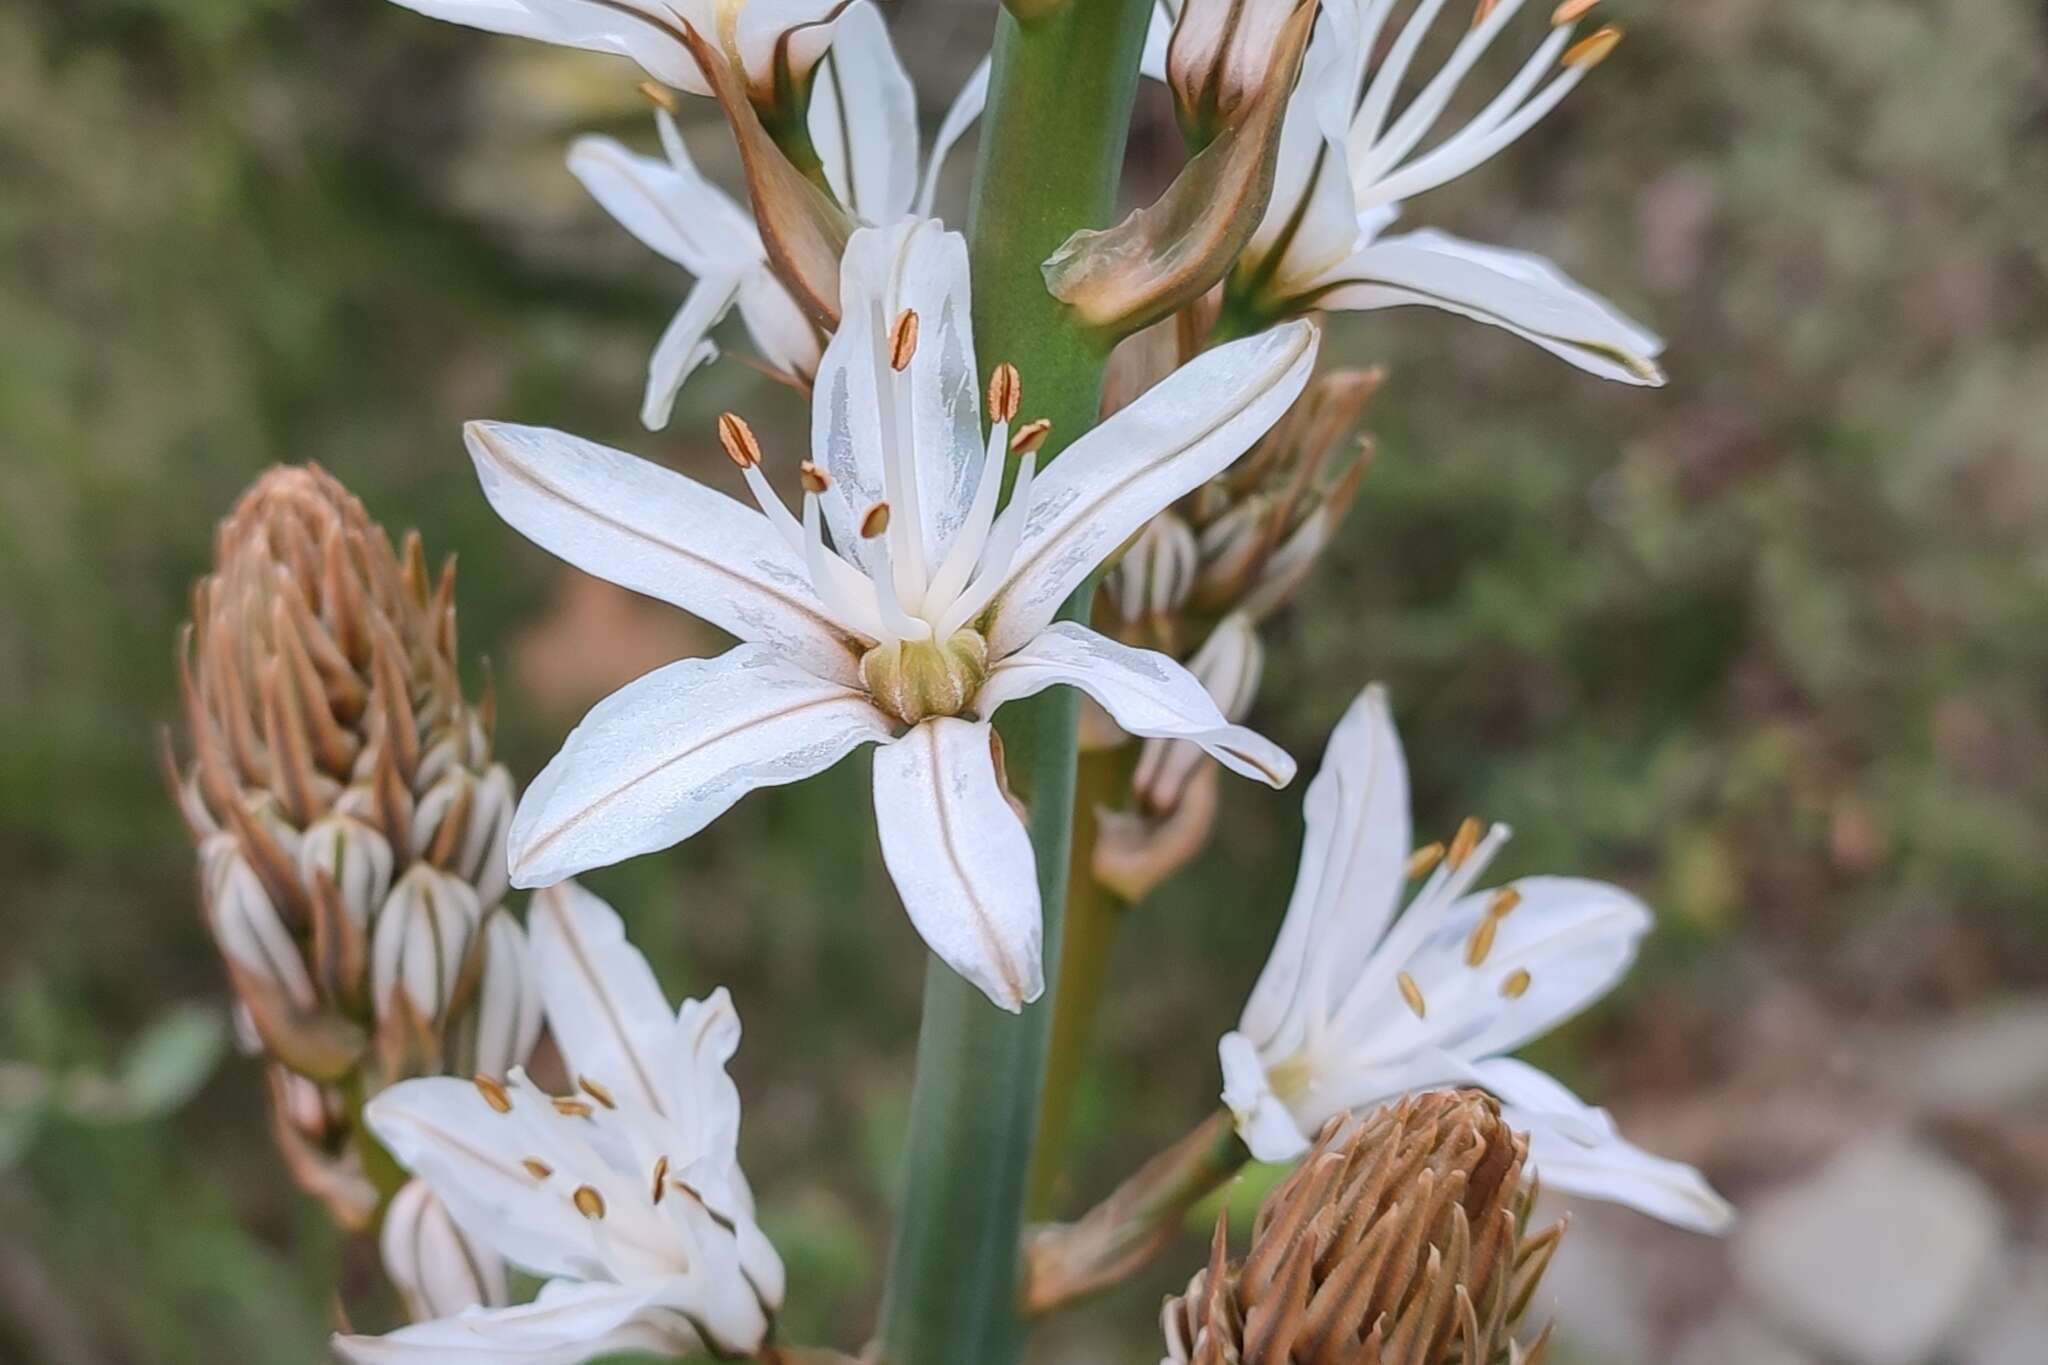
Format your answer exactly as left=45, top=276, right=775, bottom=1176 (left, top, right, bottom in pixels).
left=735, top=0, right=852, bottom=90
left=527, top=882, right=676, bottom=1112
left=734, top=267, right=822, bottom=380
left=333, top=1277, right=700, bottom=1364
left=1410, top=875, right=1651, bottom=1061
left=1474, top=1058, right=1735, bottom=1233
left=640, top=272, right=744, bottom=430
left=508, top=645, right=894, bottom=888
left=976, top=622, right=1293, bottom=787
left=386, top=0, right=708, bottom=94
left=915, top=55, right=990, bottom=219
left=465, top=421, right=869, bottom=684
left=1240, top=685, right=1410, bottom=1054
left=871, top=719, right=1043, bottom=1011
left=666, top=990, right=786, bottom=1310
left=1311, top=228, right=1667, bottom=384
left=566, top=126, right=757, bottom=275
left=982, top=319, right=1319, bottom=656
left=813, top=220, right=983, bottom=572
left=363, top=1078, right=603, bottom=1281
left=1138, top=0, right=1173, bottom=82
left=1218, top=1030, right=1311, bottom=1162
left=808, top=2, right=917, bottom=224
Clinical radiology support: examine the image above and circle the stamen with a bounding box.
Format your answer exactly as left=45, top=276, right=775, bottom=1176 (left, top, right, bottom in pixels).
left=889, top=309, right=919, bottom=371
left=1447, top=816, right=1484, bottom=868
left=1465, top=914, right=1499, bottom=968
left=717, top=411, right=762, bottom=469
left=799, top=460, right=830, bottom=494
left=1489, top=886, right=1523, bottom=918
left=861, top=502, right=892, bottom=538
left=552, top=1097, right=594, bottom=1118
left=1501, top=968, right=1533, bottom=999
left=1010, top=418, right=1052, bottom=455
left=572, top=1185, right=606, bottom=1219
left=473, top=1074, right=512, bottom=1114
left=987, top=363, right=1021, bottom=423
left=1473, top=0, right=1499, bottom=26
left=1562, top=23, right=1621, bottom=68
left=522, top=1157, right=552, bottom=1180
left=935, top=450, right=1040, bottom=638
left=1398, top=970, right=1428, bottom=1018
left=1405, top=842, right=1447, bottom=880
left=1551, top=0, right=1597, bottom=22
left=578, top=1076, right=617, bottom=1110
left=637, top=80, right=680, bottom=113
left=921, top=417, right=1013, bottom=613
left=651, top=1155, right=670, bottom=1204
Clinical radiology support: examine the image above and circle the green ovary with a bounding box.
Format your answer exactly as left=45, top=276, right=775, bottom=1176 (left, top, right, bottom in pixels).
left=861, top=630, right=991, bottom=727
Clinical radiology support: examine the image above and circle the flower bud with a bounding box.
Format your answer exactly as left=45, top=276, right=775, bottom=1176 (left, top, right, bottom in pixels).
left=1103, top=513, right=1201, bottom=652
left=299, top=814, right=394, bottom=933
left=380, top=1178, right=508, bottom=1321
left=371, top=865, right=482, bottom=1029
left=1161, top=1092, right=1562, bottom=1365
left=1190, top=368, right=1378, bottom=620
left=203, top=838, right=318, bottom=1014
left=1168, top=0, right=1311, bottom=147
left=456, top=910, right=544, bottom=1080
left=1132, top=614, right=1263, bottom=816
left=1044, top=0, right=1320, bottom=338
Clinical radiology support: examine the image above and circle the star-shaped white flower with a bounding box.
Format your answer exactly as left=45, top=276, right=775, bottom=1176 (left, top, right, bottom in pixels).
left=1219, top=684, right=1732, bottom=1232
left=468, top=219, right=1316, bottom=1010
left=335, top=881, right=784, bottom=1364
left=1223, top=0, right=1664, bottom=383
left=566, top=4, right=991, bottom=428
left=386, top=0, right=854, bottom=99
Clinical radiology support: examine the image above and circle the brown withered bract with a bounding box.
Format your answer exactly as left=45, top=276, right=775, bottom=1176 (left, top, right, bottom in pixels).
left=1161, top=1092, right=1562, bottom=1365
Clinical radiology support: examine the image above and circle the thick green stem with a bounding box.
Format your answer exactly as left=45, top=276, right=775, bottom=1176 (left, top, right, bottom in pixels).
left=1027, top=745, right=1137, bottom=1215
left=873, top=4, right=1152, bottom=1364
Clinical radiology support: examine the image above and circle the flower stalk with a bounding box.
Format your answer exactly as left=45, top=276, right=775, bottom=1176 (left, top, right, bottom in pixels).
left=873, top=2, right=1155, bottom=1362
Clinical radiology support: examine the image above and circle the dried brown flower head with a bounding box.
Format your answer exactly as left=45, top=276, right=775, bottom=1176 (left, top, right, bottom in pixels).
left=1161, top=1091, right=1561, bottom=1365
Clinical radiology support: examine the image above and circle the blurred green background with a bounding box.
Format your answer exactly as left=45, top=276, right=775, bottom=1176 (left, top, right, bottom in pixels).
left=4, top=0, right=2046, bottom=1361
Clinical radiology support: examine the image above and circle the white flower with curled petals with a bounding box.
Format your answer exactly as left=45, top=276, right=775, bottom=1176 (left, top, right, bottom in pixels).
left=467, top=220, right=1315, bottom=1010
left=334, top=882, right=783, bottom=1364
left=565, top=4, right=990, bottom=428
left=1219, top=684, right=1733, bottom=1232
left=1221, top=0, right=1664, bottom=384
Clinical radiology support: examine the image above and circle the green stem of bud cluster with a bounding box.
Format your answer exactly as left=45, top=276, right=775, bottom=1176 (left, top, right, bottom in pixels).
left=873, top=3, right=1154, bottom=1363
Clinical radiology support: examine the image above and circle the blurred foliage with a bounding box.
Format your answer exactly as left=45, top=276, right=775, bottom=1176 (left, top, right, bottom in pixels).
left=1, top=0, right=2045, bottom=1360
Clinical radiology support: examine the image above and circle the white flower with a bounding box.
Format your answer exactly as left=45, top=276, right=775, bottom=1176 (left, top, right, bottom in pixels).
left=1218, top=684, right=1732, bottom=1232
left=335, top=881, right=783, bottom=1363
left=566, top=5, right=990, bottom=428
left=467, top=219, right=1316, bottom=1010
left=384, top=0, right=854, bottom=98
left=1230, top=0, right=1664, bottom=383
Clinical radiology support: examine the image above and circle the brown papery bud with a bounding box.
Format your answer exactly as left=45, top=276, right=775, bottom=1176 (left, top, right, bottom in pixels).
left=1161, top=1092, right=1562, bottom=1365
left=1168, top=0, right=1313, bottom=147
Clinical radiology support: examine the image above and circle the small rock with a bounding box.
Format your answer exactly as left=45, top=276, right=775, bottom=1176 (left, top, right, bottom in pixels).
left=1957, top=1251, right=2048, bottom=1365
left=1885, top=998, right=2048, bottom=1113
left=1735, top=1130, right=2002, bottom=1365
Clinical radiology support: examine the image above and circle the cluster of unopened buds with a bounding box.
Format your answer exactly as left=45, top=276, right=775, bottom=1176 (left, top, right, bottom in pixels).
left=159, top=0, right=1730, bottom=1362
